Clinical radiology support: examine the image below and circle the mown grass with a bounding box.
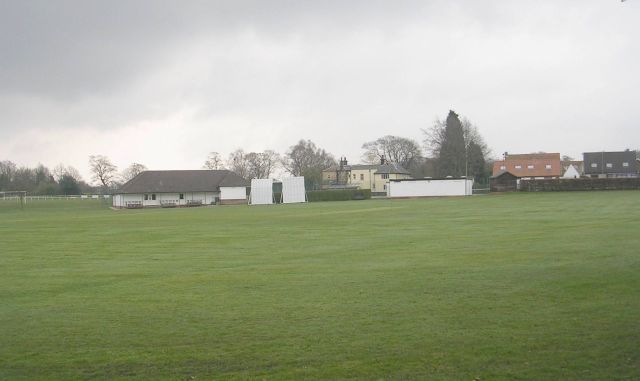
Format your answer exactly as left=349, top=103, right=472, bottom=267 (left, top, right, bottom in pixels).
left=1, top=192, right=639, bottom=380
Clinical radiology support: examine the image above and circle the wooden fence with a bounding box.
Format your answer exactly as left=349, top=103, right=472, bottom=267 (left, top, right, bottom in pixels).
left=519, top=178, right=640, bottom=192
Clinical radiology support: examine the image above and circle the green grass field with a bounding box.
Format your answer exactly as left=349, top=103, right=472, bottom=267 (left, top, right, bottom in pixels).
left=1, top=192, right=639, bottom=380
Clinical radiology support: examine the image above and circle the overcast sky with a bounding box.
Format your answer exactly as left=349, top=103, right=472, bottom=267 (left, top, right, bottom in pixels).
left=1, top=0, right=638, bottom=182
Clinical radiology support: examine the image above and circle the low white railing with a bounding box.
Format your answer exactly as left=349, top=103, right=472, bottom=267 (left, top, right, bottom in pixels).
left=0, top=195, right=111, bottom=201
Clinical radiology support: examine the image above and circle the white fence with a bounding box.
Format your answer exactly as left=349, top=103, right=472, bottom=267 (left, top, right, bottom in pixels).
left=0, top=194, right=111, bottom=201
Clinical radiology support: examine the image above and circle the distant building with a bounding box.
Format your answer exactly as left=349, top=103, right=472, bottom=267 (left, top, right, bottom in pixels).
left=490, top=171, right=518, bottom=192
left=562, top=165, right=581, bottom=179
left=561, top=160, right=584, bottom=176
left=322, top=157, right=354, bottom=189
left=322, top=157, right=412, bottom=195
left=492, top=153, right=562, bottom=179
left=112, top=170, right=249, bottom=208
left=583, top=151, right=638, bottom=178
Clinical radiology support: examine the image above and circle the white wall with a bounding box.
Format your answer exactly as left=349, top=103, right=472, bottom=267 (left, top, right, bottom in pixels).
left=220, top=187, right=246, bottom=200
left=113, top=192, right=219, bottom=207
left=158, top=193, right=179, bottom=205
left=185, top=192, right=217, bottom=205
left=113, top=194, right=144, bottom=207
left=388, top=179, right=473, bottom=198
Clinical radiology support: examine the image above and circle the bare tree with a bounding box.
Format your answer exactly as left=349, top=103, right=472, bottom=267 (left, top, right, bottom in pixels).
left=422, top=118, right=447, bottom=158
left=88, top=155, right=118, bottom=187
left=245, top=150, right=280, bottom=179
left=203, top=152, right=224, bottom=170
left=227, top=149, right=249, bottom=178
left=282, top=139, right=336, bottom=189
left=12, top=167, right=37, bottom=192
left=121, top=163, right=147, bottom=182
left=460, top=117, right=490, bottom=158
left=0, top=160, right=17, bottom=190
left=53, top=164, right=82, bottom=182
left=361, top=135, right=422, bottom=168
left=226, top=149, right=280, bottom=179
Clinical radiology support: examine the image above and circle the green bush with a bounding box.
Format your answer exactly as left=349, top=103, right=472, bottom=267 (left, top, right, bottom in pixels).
left=307, top=189, right=371, bottom=202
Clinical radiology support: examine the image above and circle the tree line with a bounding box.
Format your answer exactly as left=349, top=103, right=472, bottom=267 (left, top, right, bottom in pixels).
left=203, top=110, right=491, bottom=188
left=0, top=110, right=492, bottom=194
left=0, top=162, right=89, bottom=195
left=0, top=158, right=148, bottom=195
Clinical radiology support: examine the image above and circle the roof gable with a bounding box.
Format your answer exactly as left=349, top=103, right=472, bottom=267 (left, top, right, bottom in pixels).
left=490, top=170, right=518, bottom=179
left=374, top=163, right=411, bottom=175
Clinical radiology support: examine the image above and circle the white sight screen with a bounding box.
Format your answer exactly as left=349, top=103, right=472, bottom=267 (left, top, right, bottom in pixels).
left=249, top=178, right=274, bottom=205
left=281, top=176, right=306, bottom=204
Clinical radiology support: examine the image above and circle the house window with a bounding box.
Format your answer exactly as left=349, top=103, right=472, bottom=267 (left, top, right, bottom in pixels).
left=515, top=165, right=522, bottom=169
left=360, top=174, right=364, bottom=181
left=591, top=163, right=598, bottom=168
left=144, top=194, right=149, bottom=200
left=152, top=194, right=156, bottom=200
left=606, top=163, right=613, bottom=168
left=527, top=165, right=534, bottom=169
left=179, top=193, right=184, bottom=200
left=381, top=173, right=389, bottom=179
left=545, top=164, right=552, bottom=169
left=623, top=162, right=629, bottom=167
left=383, top=184, right=387, bottom=190
left=353, top=174, right=356, bottom=179
left=500, top=165, right=506, bottom=170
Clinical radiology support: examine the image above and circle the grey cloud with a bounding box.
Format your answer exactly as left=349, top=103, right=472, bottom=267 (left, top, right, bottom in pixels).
left=0, top=0, right=638, bottom=175
left=0, top=0, right=441, bottom=100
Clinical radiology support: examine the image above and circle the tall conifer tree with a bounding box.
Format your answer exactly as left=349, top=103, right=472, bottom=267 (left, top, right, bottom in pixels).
left=437, top=110, right=466, bottom=177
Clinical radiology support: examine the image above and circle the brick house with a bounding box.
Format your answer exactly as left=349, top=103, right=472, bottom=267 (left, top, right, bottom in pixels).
left=492, top=153, right=562, bottom=179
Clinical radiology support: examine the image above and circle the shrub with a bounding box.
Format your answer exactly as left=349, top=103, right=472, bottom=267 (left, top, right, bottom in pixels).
left=306, top=189, right=371, bottom=202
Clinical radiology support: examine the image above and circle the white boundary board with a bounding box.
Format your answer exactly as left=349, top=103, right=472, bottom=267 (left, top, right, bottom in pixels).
left=249, top=179, right=274, bottom=205
left=281, top=177, right=306, bottom=204
left=388, top=179, right=473, bottom=197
